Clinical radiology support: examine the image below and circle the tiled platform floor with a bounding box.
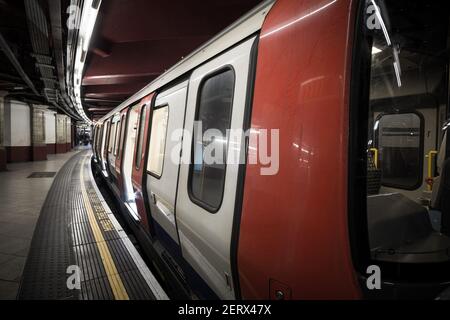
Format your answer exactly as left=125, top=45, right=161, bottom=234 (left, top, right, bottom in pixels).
left=0, top=148, right=83, bottom=299
left=16, top=150, right=166, bottom=300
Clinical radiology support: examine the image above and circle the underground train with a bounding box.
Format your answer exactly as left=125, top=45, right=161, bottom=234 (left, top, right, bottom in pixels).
left=91, top=0, right=450, bottom=299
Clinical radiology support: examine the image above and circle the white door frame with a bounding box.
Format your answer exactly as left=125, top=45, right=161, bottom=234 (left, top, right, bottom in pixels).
left=175, top=37, right=256, bottom=299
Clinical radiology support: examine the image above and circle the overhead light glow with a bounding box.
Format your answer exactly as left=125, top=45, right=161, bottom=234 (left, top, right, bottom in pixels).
left=70, top=0, right=102, bottom=125
left=261, top=0, right=337, bottom=39
left=372, top=46, right=382, bottom=55
left=393, top=60, right=402, bottom=87
left=370, top=0, right=391, bottom=46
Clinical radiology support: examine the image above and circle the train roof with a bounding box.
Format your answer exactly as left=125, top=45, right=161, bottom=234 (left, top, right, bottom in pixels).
left=97, top=0, right=275, bottom=123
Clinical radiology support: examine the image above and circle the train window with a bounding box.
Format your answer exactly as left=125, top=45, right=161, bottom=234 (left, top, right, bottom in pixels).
left=99, top=125, right=104, bottom=151
left=350, top=0, right=450, bottom=284
left=108, top=122, right=116, bottom=153
left=189, top=68, right=235, bottom=212
left=147, top=106, right=168, bottom=178
left=135, top=106, right=147, bottom=169
left=104, top=122, right=110, bottom=154
left=95, top=126, right=100, bottom=153
left=97, top=125, right=102, bottom=153
left=375, top=113, right=423, bottom=190
left=114, top=120, right=121, bottom=156
left=118, top=114, right=126, bottom=159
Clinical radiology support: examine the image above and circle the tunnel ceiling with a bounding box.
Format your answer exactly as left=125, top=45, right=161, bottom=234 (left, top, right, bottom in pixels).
left=83, top=0, right=262, bottom=121
left=0, top=0, right=262, bottom=121
left=0, top=0, right=81, bottom=120
left=0, top=0, right=44, bottom=103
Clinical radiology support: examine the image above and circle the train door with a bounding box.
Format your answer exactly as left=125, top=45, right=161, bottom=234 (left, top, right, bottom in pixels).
left=107, top=114, right=120, bottom=179
left=97, top=124, right=104, bottom=161
left=352, top=0, right=450, bottom=299
left=106, top=116, right=118, bottom=178
left=371, top=108, right=437, bottom=202
left=100, top=119, right=110, bottom=172
left=115, top=110, right=128, bottom=197
left=94, top=124, right=101, bottom=160
left=92, top=126, right=97, bottom=157
left=112, top=116, right=122, bottom=176
left=175, top=36, right=257, bottom=299
left=122, top=104, right=141, bottom=220
left=145, top=81, right=187, bottom=248
left=131, top=95, right=153, bottom=231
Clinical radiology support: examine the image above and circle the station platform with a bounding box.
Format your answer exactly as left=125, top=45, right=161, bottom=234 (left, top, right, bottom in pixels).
left=11, top=150, right=167, bottom=300
left=0, top=149, right=81, bottom=299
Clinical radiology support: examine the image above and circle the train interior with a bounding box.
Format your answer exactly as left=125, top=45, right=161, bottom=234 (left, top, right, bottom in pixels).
left=365, top=0, right=450, bottom=265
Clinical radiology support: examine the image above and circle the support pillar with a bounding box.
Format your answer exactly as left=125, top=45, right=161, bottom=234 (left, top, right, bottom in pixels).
left=3, top=99, right=32, bottom=163
left=66, top=116, right=71, bottom=152
left=55, top=114, right=66, bottom=153
left=0, top=94, right=6, bottom=171
left=31, top=105, right=47, bottom=161
left=44, top=110, right=56, bottom=154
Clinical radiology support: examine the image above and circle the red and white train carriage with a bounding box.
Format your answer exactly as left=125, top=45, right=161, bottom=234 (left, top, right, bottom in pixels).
left=92, top=0, right=450, bottom=299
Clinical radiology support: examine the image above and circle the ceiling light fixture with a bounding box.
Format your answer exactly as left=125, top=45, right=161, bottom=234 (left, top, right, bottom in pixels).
left=71, top=0, right=102, bottom=125
left=371, top=46, right=382, bottom=55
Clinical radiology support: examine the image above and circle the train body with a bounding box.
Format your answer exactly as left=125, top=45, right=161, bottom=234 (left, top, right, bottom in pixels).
left=91, top=0, right=450, bottom=299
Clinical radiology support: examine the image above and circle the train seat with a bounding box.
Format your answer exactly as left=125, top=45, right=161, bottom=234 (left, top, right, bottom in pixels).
left=429, top=209, right=442, bottom=232
left=367, top=193, right=433, bottom=252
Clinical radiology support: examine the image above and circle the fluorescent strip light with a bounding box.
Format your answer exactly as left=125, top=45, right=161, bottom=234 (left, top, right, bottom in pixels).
left=393, top=61, right=402, bottom=87
left=370, top=0, right=391, bottom=46
left=71, top=0, right=102, bottom=125
left=372, top=46, right=382, bottom=54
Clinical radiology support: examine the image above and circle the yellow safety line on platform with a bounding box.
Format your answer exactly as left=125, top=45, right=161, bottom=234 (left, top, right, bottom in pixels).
left=79, top=155, right=129, bottom=300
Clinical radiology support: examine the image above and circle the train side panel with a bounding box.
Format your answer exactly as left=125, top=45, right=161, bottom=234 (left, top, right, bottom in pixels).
left=237, top=0, right=361, bottom=299
left=115, top=108, right=130, bottom=198
left=131, top=95, right=154, bottom=231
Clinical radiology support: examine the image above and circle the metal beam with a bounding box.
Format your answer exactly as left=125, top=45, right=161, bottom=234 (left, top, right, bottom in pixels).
left=83, top=82, right=147, bottom=94
left=83, top=98, right=123, bottom=103
left=47, top=0, right=69, bottom=102
left=0, top=72, right=22, bottom=82
left=35, top=62, right=55, bottom=69
left=0, top=32, right=40, bottom=96
left=82, top=73, right=160, bottom=86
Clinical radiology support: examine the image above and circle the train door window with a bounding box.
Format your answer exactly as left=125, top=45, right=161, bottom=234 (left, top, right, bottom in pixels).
left=108, top=121, right=116, bottom=153
left=123, top=105, right=140, bottom=202
left=189, top=68, right=235, bottom=212
left=118, top=114, right=126, bottom=159
left=375, top=113, right=423, bottom=190
left=95, top=125, right=101, bottom=155
left=350, top=0, right=450, bottom=286
left=92, top=127, right=96, bottom=148
left=114, top=120, right=121, bottom=156
left=97, top=125, right=102, bottom=153
left=103, top=122, right=110, bottom=155
left=99, top=125, right=104, bottom=154
left=147, top=106, right=168, bottom=177
left=135, top=105, right=147, bottom=169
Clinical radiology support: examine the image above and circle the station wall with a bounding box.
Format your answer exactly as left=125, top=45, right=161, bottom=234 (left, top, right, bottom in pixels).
left=4, top=100, right=31, bottom=162
left=45, top=110, right=57, bottom=154
left=0, top=96, right=5, bottom=170
left=0, top=98, right=73, bottom=164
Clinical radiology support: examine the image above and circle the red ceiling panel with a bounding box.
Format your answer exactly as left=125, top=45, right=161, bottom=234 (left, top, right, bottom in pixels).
left=83, top=0, right=262, bottom=119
